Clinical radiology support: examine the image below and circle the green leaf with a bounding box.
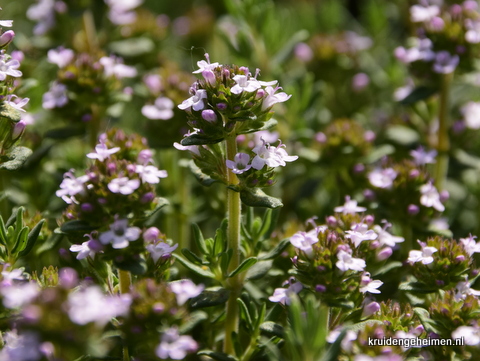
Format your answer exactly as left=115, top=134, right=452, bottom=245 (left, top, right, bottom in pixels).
left=181, top=248, right=204, bottom=265
left=259, top=238, right=290, bottom=260
left=385, top=125, right=419, bottom=145
left=190, top=161, right=218, bottom=186
left=245, top=260, right=273, bottom=280
left=0, top=146, right=32, bottom=171
left=172, top=254, right=215, bottom=278
left=179, top=311, right=208, bottom=333
left=320, top=329, right=345, bottom=361
left=399, top=86, right=436, bottom=105
left=192, top=223, right=208, bottom=255
left=0, top=216, right=7, bottom=246
left=181, top=134, right=224, bottom=146
left=237, top=118, right=278, bottom=135
left=11, top=226, right=28, bottom=254
left=220, top=249, right=233, bottom=276
left=36, top=232, right=63, bottom=255
left=228, top=257, right=258, bottom=278
left=260, top=321, right=285, bottom=338
left=114, top=256, right=147, bottom=275
left=255, top=208, right=272, bottom=240
left=5, top=207, right=21, bottom=228
left=360, top=144, right=395, bottom=164
left=214, top=226, right=226, bottom=255
left=240, top=188, right=283, bottom=208
left=18, top=219, right=45, bottom=257
left=60, top=220, right=96, bottom=234
left=398, top=281, right=438, bottom=294
left=109, top=37, right=155, bottom=57
left=0, top=102, right=21, bottom=122
left=144, top=197, right=169, bottom=226
left=44, top=125, right=85, bottom=139
left=197, top=350, right=238, bottom=361
left=371, top=261, right=403, bottom=277
left=190, top=288, right=230, bottom=309
left=238, top=298, right=253, bottom=332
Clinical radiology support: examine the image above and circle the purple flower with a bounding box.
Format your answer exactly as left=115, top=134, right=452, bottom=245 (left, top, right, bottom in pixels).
left=69, top=234, right=99, bottom=260
left=352, top=73, right=370, bottom=92
left=336, top=249, right=366, bottom=272
left=99, top=55, right=137, bottom=78
left=433, top=51, right=459, bottom=74
left=362, top=301, right=380, bottom=317
left=135, top=165, right=168, bottom=184
left=269, top=282, right=303, bottom=305
left=156, top=327, right=198, bottom=360
left=99, top=219, right=141, bottom=249
left=192, top=53, right=219, bottom=74
left=177, top=89, right=207, bottom=111
left=5, top=95, right=29, bottom=113
left=261, top=86, right=292, bottom=110
left=368, top=168, right=397, bottom=189
left=231, top=74, right=262, bottom=94
left=289, top=228, right=322, bottom=255
left=420, top=182, right=445, bottom=212
left=26, top=0, right=58, bottom=35
left=67, top=285, right=131, bottom=326
left=294, top=42, right=313, bottom=62
left=170, top=279, right=204, bottom=305
left=143, top=227, right=160, bottom=242
left=56, top=170, right=90, bottom=204
left=226, top=152, right=252, bottom=174
left=410, top=146, right=437, bottom=165
left=141, top=96, right=174, bottom=120
left=0, top=331, right=42, bottom=361
left=87, top=141, right=121, bottom=162
left=47, top=46, right=74, bottom=68
left=42, top=82, right=68, bottom=109
left=146, top=242, right=178, bottom=262
left=359, top=274, right=383, bottom=294
left=334, top=196, right=366, bottom=214
left=137, top=149, right=153, bottom=164
left=201, top=109, right=217, bottom=122
left=373, top=225, right=404, bottom=247
left=454, top=281, right=480, bottom=301
left=452, top=326, right=480, bottom=346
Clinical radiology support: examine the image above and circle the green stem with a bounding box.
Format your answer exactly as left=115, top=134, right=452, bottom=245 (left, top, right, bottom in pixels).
left=224, top=133, right=242, bottom=354
left=0, top=172, right=9, bottom=220
left=434, top=73, right=452, bottom=191
left=82, top=10, right=99, bottom=54
left=118, top=269, right=131, bottom=294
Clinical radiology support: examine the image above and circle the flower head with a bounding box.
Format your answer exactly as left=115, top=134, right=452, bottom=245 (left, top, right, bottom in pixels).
left=156, top=326, right=198, bottom=360
left=135, top=165, right=168, bottom=184
left=334, top=196, right=366, bottom=214
left=368, top=168, right=397, bottom=189
left=177, top=89, right=207, bottom=111
left=170, top=279, right=204, bottom=305
left=336, top=249, right=366, bottom=272
left=269, top=281, right=303, bottom=305
left=420, top=182, right=445, bottom=212
left=146, top=242, right=178, bottom=262
left=56, top=170, right=89, bottom=204
left=108, top=177, right=140, bottom=195
left=47, top=46, right=74, bottom=68
left=192, top=53, right=219, bottom=74
left=407, top=243, right=437, bottom=265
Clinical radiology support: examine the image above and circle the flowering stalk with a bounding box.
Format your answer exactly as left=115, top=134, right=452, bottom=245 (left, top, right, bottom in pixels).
left=224, top=132, right=242, bottom=354
left=434, top=73, right=452, bottom=191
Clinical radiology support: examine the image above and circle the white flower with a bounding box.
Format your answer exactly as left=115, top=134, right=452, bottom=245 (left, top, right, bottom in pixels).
left=327, top=329, right=357, bottom=353
left=177, top=89, right=207, bottom=111
left=373, top=225, right=404, bottom=247
left=360, top=279, right=383, bottom=294
left=334, top=196, right=366, bottom=214
left=410, top=5, right=440, bottom=23
left=192, top=53, right=219, bottom=74
left=461, top=101, right=480, bottom=129
left=460, top=234, right=480, bottom=256
left=290, top=228, right=322, bottom=254
left=345, top=223, right=378, bottom=248
left=231, top=74, right=262, bottom=94
left=86, top=142, right=120, bottom=162
left=156, top=326, right=198, bottom=360
left=407, top=244, right=437, bottom=265
left=5, top=95, right=29, bottom=112
left=70, top=241, right=97, bottom=260
left=141, top=97, right=174, bottom=120
left=454, top=281, right=480, bottom=301
left=269, top=282, right=302, bottom=305
left=135, top=165, right=168, bottom=184
left=410, top=146, right=437, bottom=165
left=56, top=171, right=90, bottom=204
left=420, top=182, right=445, bottom=212
left=0, top=282, right=40, bottom=309
left=368, top=168, right=397, bottom=189
left=261, top=86, right=292, bottom=110
left=452, top=326, right=480, bottom=346
left=336, top=250, right=366, bottom=272
left=47, top=47, right=75, bottom=68
left=108, top=177, right=140, bottom=195
left=100, top=55, right=137, bottom=78
left=251, top=139, right=298, bottom=170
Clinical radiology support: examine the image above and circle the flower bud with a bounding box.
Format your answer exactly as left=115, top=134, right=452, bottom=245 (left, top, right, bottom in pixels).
left=12, top=120, right=26, bottom=140
left=315, top=284, right=326, bottom=292
left=80, top=203, right=94, bottom=212
left=362, top=301, right=380, bottom=317
left=216, top=103, right=227, bottom=111
left=59, top=268, right=78, bottom=289
left=326, top=216, right=337, bottom=227
left=144, top=227, right=160, bottom=242
left=201, top=109, right=217, bottom=122
left=315, top=132, right=327, bottom=144
left=376, top=247, right=393, bottom=261
left=439, top=190, right=449, bottom=202
left=0, top=30, right=14, bottom=47
left=408, top=204, right=420, bottom=215
left=202, top=69, right=216, bottom=86
left=141, top=192, right=155, bottom=203
left=138, top=149, right=153, bottom=164
left=365, top=215, right=375, bottom=225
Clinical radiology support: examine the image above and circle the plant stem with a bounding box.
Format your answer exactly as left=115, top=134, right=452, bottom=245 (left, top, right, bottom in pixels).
left=434, top=73, right=452, bottom=191
left=0, top=172, right=9, bottom=220
left=224, top=133, right=242, bottom=354
left=118, top=269, right=131, bottom=294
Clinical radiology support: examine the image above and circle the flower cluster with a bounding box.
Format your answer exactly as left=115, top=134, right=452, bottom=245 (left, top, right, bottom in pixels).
left=280, top=201, right=402, bottom=310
